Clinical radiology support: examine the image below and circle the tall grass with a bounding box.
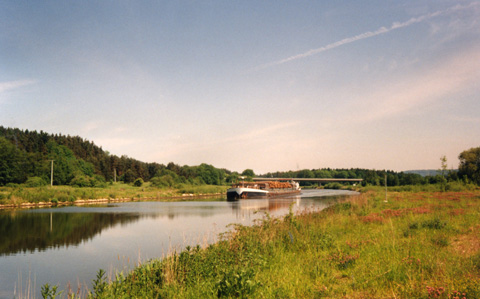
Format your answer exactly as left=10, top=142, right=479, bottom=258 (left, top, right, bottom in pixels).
left=57, top=187, right=480, bottom=298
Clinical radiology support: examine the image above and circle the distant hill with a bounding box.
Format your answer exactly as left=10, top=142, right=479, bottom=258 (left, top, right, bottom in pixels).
left=404, top=169, right=458, bottom=177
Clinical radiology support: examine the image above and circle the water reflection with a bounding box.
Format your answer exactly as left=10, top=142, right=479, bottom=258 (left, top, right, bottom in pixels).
left=0, top=197, right=303, bottom=256
left=0, top=191, right=347, bottom=257
left=0, top=189, right=358, bottom=299
left=228, top=195, right=301, bottom=219
left=0, top=211, right=142, bottom=256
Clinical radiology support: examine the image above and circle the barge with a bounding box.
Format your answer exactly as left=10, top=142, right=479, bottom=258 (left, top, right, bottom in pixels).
left=226, top=180, right=301, bottom=201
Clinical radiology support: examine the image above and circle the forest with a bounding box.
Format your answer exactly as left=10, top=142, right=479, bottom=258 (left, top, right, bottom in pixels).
left=1, top=126, right=479, bottom=188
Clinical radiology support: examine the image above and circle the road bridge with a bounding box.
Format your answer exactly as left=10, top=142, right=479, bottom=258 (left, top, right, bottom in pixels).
left=253, top=178, right=363, bottom=183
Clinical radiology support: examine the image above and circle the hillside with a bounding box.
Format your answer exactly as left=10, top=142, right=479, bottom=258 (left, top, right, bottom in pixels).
left=0, top=126, right=230, bottom=187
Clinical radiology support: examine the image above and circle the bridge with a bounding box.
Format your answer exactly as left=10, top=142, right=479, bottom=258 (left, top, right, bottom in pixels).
left=252, top=178, right=363, bottom=183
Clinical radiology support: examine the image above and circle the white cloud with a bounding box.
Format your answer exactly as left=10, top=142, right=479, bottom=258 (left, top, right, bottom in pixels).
left=0, top=80, right=37, bottom=107
left=0, top=79, right=36, bottom=96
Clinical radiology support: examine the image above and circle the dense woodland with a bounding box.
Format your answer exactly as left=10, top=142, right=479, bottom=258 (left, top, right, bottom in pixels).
left=1, top=126, right=479, bottom=187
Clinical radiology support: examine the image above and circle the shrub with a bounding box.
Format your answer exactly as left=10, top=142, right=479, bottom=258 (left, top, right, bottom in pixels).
left=133, top=178, right=144, bottom=187
left=216, top=268, right=259, bottom=297
left=421, top=218, right=447, bottom=230
left=150, top=175, right=175, bottom=188
left=431, top=234, right=449, bottom=247
left=93, top=175, right=107, bottom=188
left=56, top=193, right=71, bottom=202
left=70, top=175, right=96, bottom=187
left=324, top=182, right=343, bottom=189
left=25, top=176, right=47, bottom=187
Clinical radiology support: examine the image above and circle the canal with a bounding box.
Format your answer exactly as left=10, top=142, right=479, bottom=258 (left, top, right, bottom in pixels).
left=0, top=189, right=357, bottom=298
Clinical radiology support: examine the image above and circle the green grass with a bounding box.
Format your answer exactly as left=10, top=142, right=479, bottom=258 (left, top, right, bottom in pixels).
left=57, top=187, right=480, bottom=298
left=0, top=182, right=228, bottom=207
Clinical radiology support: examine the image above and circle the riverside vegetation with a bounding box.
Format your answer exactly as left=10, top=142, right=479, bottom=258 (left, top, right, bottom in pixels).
left=42, top=184, right=480, bottom=299
left=0, top=182, right=228, bottom=208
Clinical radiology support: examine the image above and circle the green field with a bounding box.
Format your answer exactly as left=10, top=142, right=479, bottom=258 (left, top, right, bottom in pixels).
left=49, top=187, right=479, bottom=298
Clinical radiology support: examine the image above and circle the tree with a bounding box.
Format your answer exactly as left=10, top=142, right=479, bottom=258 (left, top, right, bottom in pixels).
left=226, top=172, right=239, bottom=183
left=314, top=169, right=332, bottom=178
left=297, top=169, right=314, bottom=179
left=458, top=147, right=480, bottom=185
left=46, top=141, right=84, bottom=185
left=197, top=163, right=223, bottom=185
left=437, top=155, right=448, bottom=191
left=439, top=155, right=448, bottom=177
left=297, top=169, right=314, bottom=186
left=123, top=169, right=136, bottom=183
left=0, top=137, right=26, bottom=185
left=241, top=169, right=255, bottom=177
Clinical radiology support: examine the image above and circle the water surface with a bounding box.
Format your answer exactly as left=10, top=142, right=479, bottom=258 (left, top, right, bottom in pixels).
left=0, top=189, right=356, bottom=298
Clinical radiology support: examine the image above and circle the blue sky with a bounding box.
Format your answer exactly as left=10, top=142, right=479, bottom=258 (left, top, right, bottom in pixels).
left=1, top=1, right=479, bottom=174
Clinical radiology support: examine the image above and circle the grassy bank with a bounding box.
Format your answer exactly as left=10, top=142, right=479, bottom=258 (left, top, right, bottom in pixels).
left=65, top=187, right=480, bottom=299
left=0, top=183, right=228, bottom=208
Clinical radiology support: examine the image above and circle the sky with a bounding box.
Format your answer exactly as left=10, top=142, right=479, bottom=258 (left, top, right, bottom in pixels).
left=1, top=1, right=479, bottom=174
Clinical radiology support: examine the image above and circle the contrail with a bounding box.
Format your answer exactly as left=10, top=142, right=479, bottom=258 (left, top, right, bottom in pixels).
left=253, top=2, right=478, bottom=71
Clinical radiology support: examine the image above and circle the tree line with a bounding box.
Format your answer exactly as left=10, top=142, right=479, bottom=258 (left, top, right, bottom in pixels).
left=260, top=148, right=480, bottom=187
left=0, top=126, right=230, bottom=187
left=1, top=126, right=479, bottom=187
left=260, top=168, right=446, bottom=187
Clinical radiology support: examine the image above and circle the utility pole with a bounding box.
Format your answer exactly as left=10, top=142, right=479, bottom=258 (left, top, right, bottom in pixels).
left=114, top=167, right=117, bottom=183
left=50, top=160, right=54, bottom=186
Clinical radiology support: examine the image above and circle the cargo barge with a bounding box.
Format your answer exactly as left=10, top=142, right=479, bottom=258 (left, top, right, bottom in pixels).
left=226, top=180, right=301, bottom=201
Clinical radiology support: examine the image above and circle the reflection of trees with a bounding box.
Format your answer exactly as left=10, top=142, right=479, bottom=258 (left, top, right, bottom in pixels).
left=0, top=212, right=141, bottom=256
left=0, top=204, right=224, bottom=256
